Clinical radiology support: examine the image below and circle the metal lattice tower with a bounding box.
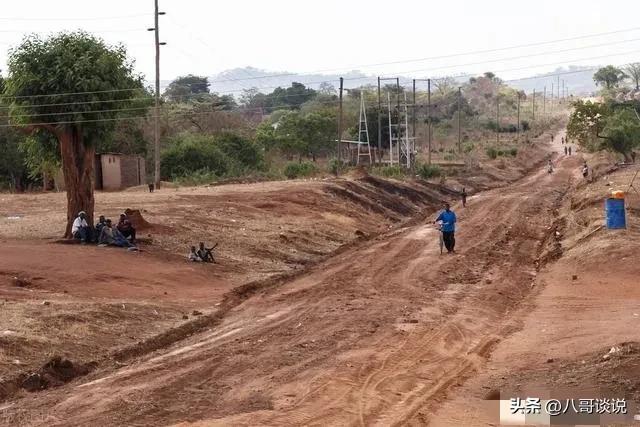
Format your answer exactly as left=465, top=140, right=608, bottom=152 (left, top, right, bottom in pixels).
left=357, top=92, right=372, bottom=165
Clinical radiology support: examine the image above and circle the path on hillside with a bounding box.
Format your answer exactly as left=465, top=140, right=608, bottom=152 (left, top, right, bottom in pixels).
left=2, top=137, right=582, bottom=426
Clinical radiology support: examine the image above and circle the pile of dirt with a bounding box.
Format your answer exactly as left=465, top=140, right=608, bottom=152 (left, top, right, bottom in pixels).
left=123, top=208, right=153, bottom=231
left=0, top=356, right=95, bottom=400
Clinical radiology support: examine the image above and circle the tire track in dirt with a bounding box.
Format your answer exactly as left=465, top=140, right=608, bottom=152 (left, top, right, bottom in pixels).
left=1, top=144, right=576, bottom=426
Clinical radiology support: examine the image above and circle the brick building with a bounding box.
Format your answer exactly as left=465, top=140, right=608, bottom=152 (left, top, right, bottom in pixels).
left=95, top=153, right=146, bottom=191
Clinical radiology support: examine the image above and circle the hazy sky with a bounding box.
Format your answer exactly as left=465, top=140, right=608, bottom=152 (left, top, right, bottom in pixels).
left=1, top=0, right=640, bottom=90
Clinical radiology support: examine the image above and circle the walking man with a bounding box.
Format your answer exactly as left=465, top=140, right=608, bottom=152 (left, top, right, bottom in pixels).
left=435, top=203, right=457, bottom=254
left=568, top=146, right=572, bottom=156
left=461, top=188, right=467, bottom=208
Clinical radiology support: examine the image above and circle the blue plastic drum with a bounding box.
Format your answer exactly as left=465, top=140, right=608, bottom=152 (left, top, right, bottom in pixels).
left=605, top=198, right=626, bottom=229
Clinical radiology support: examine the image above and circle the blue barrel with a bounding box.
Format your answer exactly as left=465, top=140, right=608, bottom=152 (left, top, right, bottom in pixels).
left=605, top=198, right=626, bottom=229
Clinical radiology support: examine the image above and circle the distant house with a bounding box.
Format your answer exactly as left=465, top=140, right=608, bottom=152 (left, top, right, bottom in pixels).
left=53, top=153, right=146, bottom=191
left=95, top=153, right=146, bottom=191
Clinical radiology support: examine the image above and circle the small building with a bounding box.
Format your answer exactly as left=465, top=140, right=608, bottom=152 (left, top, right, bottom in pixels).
left=95, top=153, right=146, bottom=191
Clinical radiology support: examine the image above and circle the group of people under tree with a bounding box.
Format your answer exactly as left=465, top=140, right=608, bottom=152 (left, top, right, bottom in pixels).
left=71, top=211, right=137, bottom=249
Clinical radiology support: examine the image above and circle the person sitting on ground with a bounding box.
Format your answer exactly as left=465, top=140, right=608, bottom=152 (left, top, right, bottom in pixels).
left=99, top=219, right=135, bottom=248
left=117, top=213, right=136, bottom=243
left=95, top=215, right=107, bottom=242
left=72, top=211, right=92, bottom=243
left=197, top=242, right=217, bottom=263
left=434, top=202, right=457, bottom=254
left=582, top=162, right=589, bottom=179
left=188, top=246, right=201, bottom=262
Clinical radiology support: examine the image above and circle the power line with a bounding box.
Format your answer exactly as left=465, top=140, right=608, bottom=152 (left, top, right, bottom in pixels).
left=191, top=26, right=640, bottom=85
left=0, top=13, right=152, bottom=22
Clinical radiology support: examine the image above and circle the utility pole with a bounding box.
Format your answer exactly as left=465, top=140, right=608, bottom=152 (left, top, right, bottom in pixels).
left=457, top=86, right=462, bottom=153
left=531, top=89, right=536, bottom=122
left=557, top=74, right=560, bottom=101
left=543, top=86, right=546, bottom=117
left=377, top=77, right=382, bottom=164
left=337, top=77, right=344, bottom=174
left=148, top=0, right=165, bottom=190
left=412, top=79, right=416, bottom=145
left=427, top=78, right=432, bottom=165
left=516, top=93, right=521, bottom=139
left=496, top=95, right=500, bottom=144
left=561, top=79, right=565, bottom=102
left=551, top=82, right=554, bottom=113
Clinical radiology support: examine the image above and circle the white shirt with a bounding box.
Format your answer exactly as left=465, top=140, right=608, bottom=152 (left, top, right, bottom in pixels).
left=72, top=217, right=88, bottom=234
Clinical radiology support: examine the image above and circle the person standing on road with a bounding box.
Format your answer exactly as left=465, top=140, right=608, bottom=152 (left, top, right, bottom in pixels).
left=582, top=162, right=589, bottom=179
left=435, top=203, right=457, bottom=254
left=461, top=188, right=467, bottom=207
left=568, top=146, right=572, bottom=156
left=564, top=146, right=568, bottom=155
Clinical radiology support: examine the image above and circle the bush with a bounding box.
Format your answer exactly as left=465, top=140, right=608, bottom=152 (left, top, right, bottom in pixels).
left=161, top=134, right=230, bottom=179
left=173, top=169, right=219, bottom=186
left=327, top=158, right=347, bottom=175
left=508, top=147, right=518, bottom=157
left=283, top=161, right=317, bottom=179
left=161, top=132, right=264, bottom=181
left=416, top=163, right=442, bottom=179
left=444, top=154, right=455, bottom=161
left=464, top=143, right=475, bottom=153
left=374, top=165, right=405, bottom=179
left=486, top=147, right=498, bottom=159
left=521, top=120, right=530, bottom=131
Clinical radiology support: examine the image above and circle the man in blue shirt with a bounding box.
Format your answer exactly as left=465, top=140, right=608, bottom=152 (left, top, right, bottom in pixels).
left=435, top=203, right=457, bottom=253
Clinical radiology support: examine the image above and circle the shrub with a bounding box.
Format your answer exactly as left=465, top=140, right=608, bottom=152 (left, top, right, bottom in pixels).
left=374, top=165, right=405, bottom=179
left=327, top=158, right=347, bottom=175
left=508, top=147, right=518, bottom=157
left=283, top=161, right=317, bottom=179
left=486, top=147, right=498, bottom=159
left=464, top=143, right=475, bottom=153
left=521, top=120, right=530, bottom=131
left=444, top=154, right=455, bottom=161
left=173, top=169, right=219, bottom=186
left=416, top=163, right=442, bottom=179
left=215, top=132, right=264, bottom=171
left=161, top=135, right=230, bottom=179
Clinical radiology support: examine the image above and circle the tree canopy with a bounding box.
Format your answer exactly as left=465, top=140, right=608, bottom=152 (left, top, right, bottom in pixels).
left=164, top=74, right=210, bottom=103
left=2, top=31, right=147, bottom=235
left=593, top=65, right=626, bottom=90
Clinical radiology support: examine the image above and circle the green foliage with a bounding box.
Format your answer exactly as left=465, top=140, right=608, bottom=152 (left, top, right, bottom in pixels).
left=593, top=65, right=626, bottom=90
left=161, top=134, right=230, bottom=179
left=567, top=100, right=609, bottom=149
left=3, top=32, right=147, bottom=146
left=19, top=134, right=60, bottom=180
left=327, top=158, right=347, bottom=175
left=173, top=169, right=219, bottom=186
left=161, top=132, right=264, bottom=180
left=508, top=147, right=518, bottom=157
left=624, top=63, right=640, bottom=90
left=600, top=108, right=640, bottom=161
left=0, top=128, right=29, bottom=190
left=256, top=109, right=335, bottom=159
left=373, top=165, right=405, bottom=179
left=242, top=82, right=317, bottom=113
left=521, top=120, right=530, bottom=131
left=163, top=74, right=210, bottom=102
left=215, top=132, right=264, bottom=171
left=463, top=143, right=475, bottom=153
left=486, top=146, right=498, bottom=159
left=283, top=161, right=317, bottom=179
left=416, top=163, right=442, bottom=179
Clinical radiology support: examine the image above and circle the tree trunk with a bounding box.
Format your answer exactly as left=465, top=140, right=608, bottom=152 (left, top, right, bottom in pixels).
left=58, top=126, right=95, bottom=238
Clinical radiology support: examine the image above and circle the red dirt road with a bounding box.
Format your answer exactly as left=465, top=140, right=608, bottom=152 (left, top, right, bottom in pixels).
left=0, top=139, right=582, bottom=425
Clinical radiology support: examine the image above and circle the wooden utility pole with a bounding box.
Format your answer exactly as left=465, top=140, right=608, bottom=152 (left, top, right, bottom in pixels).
left=337, top=77, right=344, bottom=174
left=377, top=77, right=382, bottom=164
left=532, top=89, right=536, bottom=122
left=557, top=74, right=560, bottom=100
left=457, top=86, right=462, bottom=153
left=412, top=79, right=416, bottom=144
left=153, top=0, right=162, bottom=189
left=516, top=93, right=521, bottom=138
left=543, top=86, right=546, bottom=117
left=427, top=78, right=432, bottom=165
left=561, top=79, right=565, bottom=101
left=496, top=95, right=500, bottom=144
left=551, top=82, right=554, bottom=113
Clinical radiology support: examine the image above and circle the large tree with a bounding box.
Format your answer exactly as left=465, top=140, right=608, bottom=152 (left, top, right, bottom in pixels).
left=593, top=65, right=626, bottom=90
left=3, top=32, right=146, bottom=237
left=163, top=74, right=210, bottom=103
left=624, top=63, right=640, bottom=91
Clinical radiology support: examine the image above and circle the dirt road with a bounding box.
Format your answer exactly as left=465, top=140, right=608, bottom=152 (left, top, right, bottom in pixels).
left=0, top=137, right=582, bottom=425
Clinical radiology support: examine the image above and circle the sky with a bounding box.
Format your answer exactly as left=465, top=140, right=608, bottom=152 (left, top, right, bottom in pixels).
left=1, top=0, right=640, bottom=91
